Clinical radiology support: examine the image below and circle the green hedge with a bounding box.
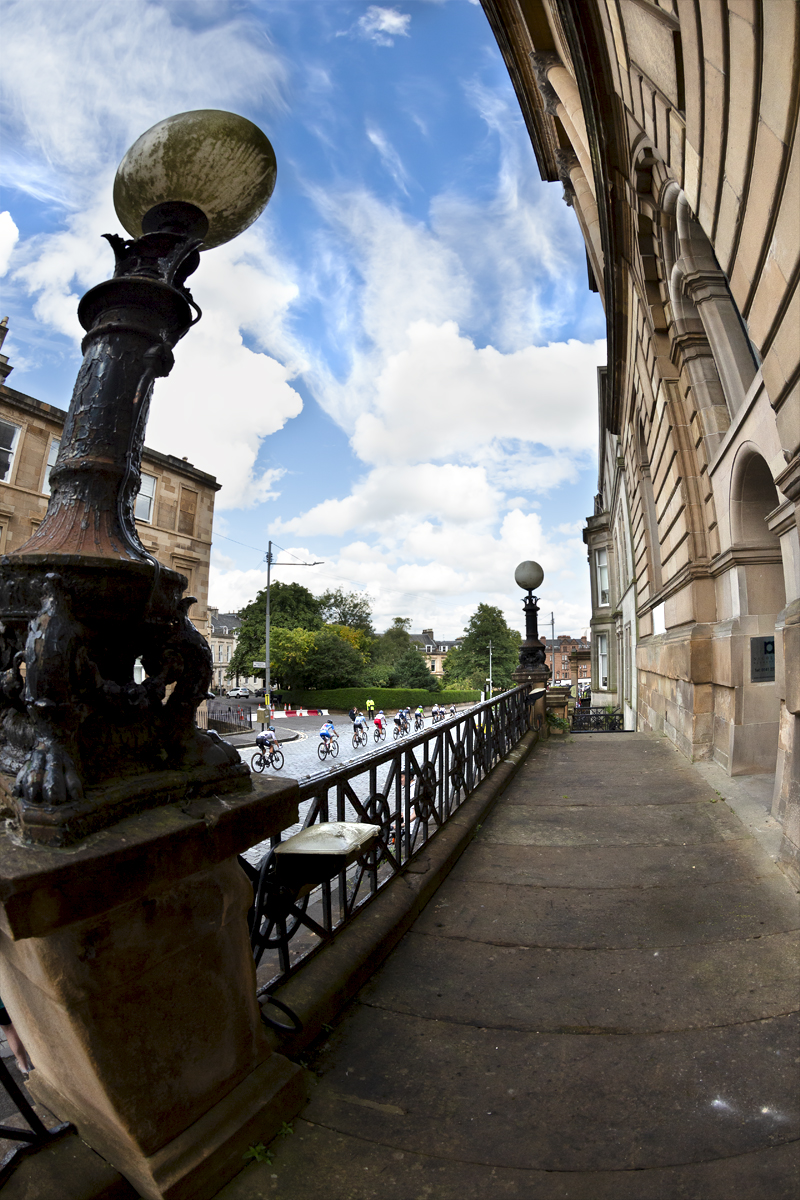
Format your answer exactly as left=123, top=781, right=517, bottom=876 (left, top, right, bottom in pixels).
left=279, top=687, right=480, bottom=711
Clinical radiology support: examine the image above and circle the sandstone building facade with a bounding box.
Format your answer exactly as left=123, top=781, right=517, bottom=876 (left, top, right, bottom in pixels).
left=482, top=0, right=800, bottom=884
left=410, top=628, right=463, bottom=678
left=0, top=322, right=218, bottom=637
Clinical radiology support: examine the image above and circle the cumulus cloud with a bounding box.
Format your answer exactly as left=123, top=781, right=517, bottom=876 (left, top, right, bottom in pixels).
left=0, top=212, right=19, bottom=276
left=273, top=462, right=501, bottom=537
left=356, top=7, right=411, bottom=46
left=351, top=321, right=605, bottom=465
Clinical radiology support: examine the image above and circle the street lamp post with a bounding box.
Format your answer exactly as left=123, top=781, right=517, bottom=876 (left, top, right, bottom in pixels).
left=0, top=111, right=306, bottom=1199
left=512, top=559, right=551, bottom=695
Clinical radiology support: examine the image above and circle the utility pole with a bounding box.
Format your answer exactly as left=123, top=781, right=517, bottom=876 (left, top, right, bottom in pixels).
left=550, top=611, right=555, bottom=677
left=262, top=542, right=323, bottom=713
left=487, top=640, right=493, bottom=698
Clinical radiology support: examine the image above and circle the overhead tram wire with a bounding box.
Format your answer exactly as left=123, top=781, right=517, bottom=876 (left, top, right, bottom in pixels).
left=211, top=530, right=374, bottom=594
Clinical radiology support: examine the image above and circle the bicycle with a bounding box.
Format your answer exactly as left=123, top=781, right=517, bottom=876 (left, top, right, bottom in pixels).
left=414, top=714, right=424, bottom=731
left=352, top=727, right=368, bottom=749
left=251, top=745, right=284, bottom=772
left=373, top=723, right=386, bottom=743
left=318, top=736, right=339, bottom=761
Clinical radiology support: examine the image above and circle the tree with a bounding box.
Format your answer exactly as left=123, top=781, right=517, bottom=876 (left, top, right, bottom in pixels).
left=228, top=581, right=322, bottom=682
left=269, top=627, right=317, bottom=690
left=389, top=648, right=440, bottom=691
left=319, top=588, right=374, bottom=632
left=298, top=628, right=366, bottom=690
left=372, top=617, right=412, bottom=665
left=442, top=604, right=521, bottom=692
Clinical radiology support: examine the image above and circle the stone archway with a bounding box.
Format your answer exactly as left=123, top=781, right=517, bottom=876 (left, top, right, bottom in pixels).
left=722, top=445, right=786, bottom=775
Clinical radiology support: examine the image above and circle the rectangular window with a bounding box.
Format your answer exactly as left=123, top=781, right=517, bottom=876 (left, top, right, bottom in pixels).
left=42, top=437, right=60, bottom=495
left=596, top=548, right=610, bottom=606
left=597, top=634, right=608, bottom=690
left=624, top=625, right=632, bottom=701
left=135, top=472, right=157, bottom=523
left=178, top=488, right=197, bottom=536
left=0, top=420, right=21, bottom=483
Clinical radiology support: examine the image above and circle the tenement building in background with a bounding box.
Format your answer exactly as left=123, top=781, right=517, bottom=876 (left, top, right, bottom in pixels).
left=0, top=320, right=218, bottom=637
left=482, top=1, right=800, bottom=885
left=544, top=634, right=590, bottom=687
left=410, top=628, right=463, bottom=678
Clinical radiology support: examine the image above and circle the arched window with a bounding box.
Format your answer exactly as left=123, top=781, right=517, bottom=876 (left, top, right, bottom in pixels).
left=731, top=450, right=781, bottom=549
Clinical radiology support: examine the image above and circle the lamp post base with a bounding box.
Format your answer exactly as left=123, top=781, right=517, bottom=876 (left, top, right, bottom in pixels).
left=0, top=778, right=305, bottom=1200
left=29, top=1052, right=304, bottom=1200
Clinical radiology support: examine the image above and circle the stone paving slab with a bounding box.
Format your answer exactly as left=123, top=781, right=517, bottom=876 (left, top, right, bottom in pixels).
left=358, top=929, right=800, bottom=1033
left=300, top=1008, right=799, bottom=1172
left=222, top=1128, right=800, bottom=1200
left=457, top=836, right=775, bottom=888
left=217, top=732, right=800, bottom=1199
left=482, top=800, right=743, bottom=847
left=410, top=875, right=798, bottom=948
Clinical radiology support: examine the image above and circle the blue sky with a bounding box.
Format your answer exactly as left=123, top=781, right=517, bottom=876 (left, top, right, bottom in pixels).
left=0, top=0, right=605, bottom=638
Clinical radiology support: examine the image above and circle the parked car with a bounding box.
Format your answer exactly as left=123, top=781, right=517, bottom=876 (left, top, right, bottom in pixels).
left=226, top=687, right=251, bottom=698
left=253, top=687, right=267, bottom=698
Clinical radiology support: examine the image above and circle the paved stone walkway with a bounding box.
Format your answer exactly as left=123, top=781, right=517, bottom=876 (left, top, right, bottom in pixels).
left=219, top=732, right=800, bottom=1200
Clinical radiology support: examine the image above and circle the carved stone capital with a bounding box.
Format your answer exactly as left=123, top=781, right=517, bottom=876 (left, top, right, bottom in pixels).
left=530, top=51, right=562, bottom=116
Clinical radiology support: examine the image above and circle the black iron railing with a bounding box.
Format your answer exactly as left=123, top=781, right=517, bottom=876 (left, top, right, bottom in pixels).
left=240, top=685, right=531, bottom=997
left=0, top=1056, right=71, bottom=1185
left=197, top=705, right=255, bottom=734
left=571, top=706, right=624, bottom=732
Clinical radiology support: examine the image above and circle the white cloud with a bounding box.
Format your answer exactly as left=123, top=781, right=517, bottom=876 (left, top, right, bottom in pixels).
left=0, top=212, right=20, bottom=276
left=0, top=0, right=287, bottom=193
left=351, top=321, right=605, bottom=466
left=210, top=506, right=592, bottom=640
left=356, top=7, right=411, bottom=46
left=273, top=462, right=500, bottom=537
left=366, top=124, right=411, bottom=193
left=2, top=1, right=306, bottom=509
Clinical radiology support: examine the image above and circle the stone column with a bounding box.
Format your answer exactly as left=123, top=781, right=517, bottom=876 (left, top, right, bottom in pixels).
left=0, top=778, right=306, bottom=1200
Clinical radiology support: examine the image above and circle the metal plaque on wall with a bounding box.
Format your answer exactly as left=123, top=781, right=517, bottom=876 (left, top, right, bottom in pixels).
left=750, top=636, right=776, bottom=682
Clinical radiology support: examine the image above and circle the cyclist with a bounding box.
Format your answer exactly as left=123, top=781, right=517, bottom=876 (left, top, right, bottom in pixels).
left=319, top=720, right=337, bottom=750
left=431, top=703, right=439, bottom=723
left=374, top=710, right=386, bottom=734
left=366, top=698, right=375, bottom=722
left=394, top=711, right=405, bottom=734
left=354, top=710, right=368, bottom=735
left=449, top=703, right=456, bottom=716
left=255, top=727, right=277, bottom=755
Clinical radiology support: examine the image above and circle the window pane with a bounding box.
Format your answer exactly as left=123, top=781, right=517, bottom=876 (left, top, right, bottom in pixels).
left=42, top=438, right=61, bottom=495
left=0, top=420, right=20, bottom=483
left=135, top=473, right=157, bottom=523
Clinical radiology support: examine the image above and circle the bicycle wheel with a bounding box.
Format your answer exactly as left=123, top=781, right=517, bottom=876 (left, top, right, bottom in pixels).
left=393, top=727, right=400, bottom=740
left=331, top=738, right=339, bottom=757
left=373, top=727, right=381, bottom=742
left=317, top=741, right=328, bottom=761
left=270, top=749, right=284, bottom=770
left=251, top=752, right=267, bottom=773
left=352, top=734, right=360, bottom=749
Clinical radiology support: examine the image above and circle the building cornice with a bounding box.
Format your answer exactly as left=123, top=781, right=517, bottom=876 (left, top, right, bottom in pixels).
left=709, top=545, right=784, bottom=577
left=0, top=383, right=220, bottom=491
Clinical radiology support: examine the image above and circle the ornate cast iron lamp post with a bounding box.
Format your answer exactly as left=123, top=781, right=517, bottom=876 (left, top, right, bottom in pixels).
left=512, top=559, right=551, bottom=691
left=0, top=114, right=307, bottom=1200
left=0, top=110, right=277, bottom=845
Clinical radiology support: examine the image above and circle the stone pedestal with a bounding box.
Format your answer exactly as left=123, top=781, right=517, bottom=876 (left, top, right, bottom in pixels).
left=0, top=777, right=305, bottom=1200
left=512, top=666, right=550, bottom=735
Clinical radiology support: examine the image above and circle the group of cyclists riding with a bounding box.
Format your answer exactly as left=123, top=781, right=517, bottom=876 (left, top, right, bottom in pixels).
left=254, top=699, right=461, bottom=770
